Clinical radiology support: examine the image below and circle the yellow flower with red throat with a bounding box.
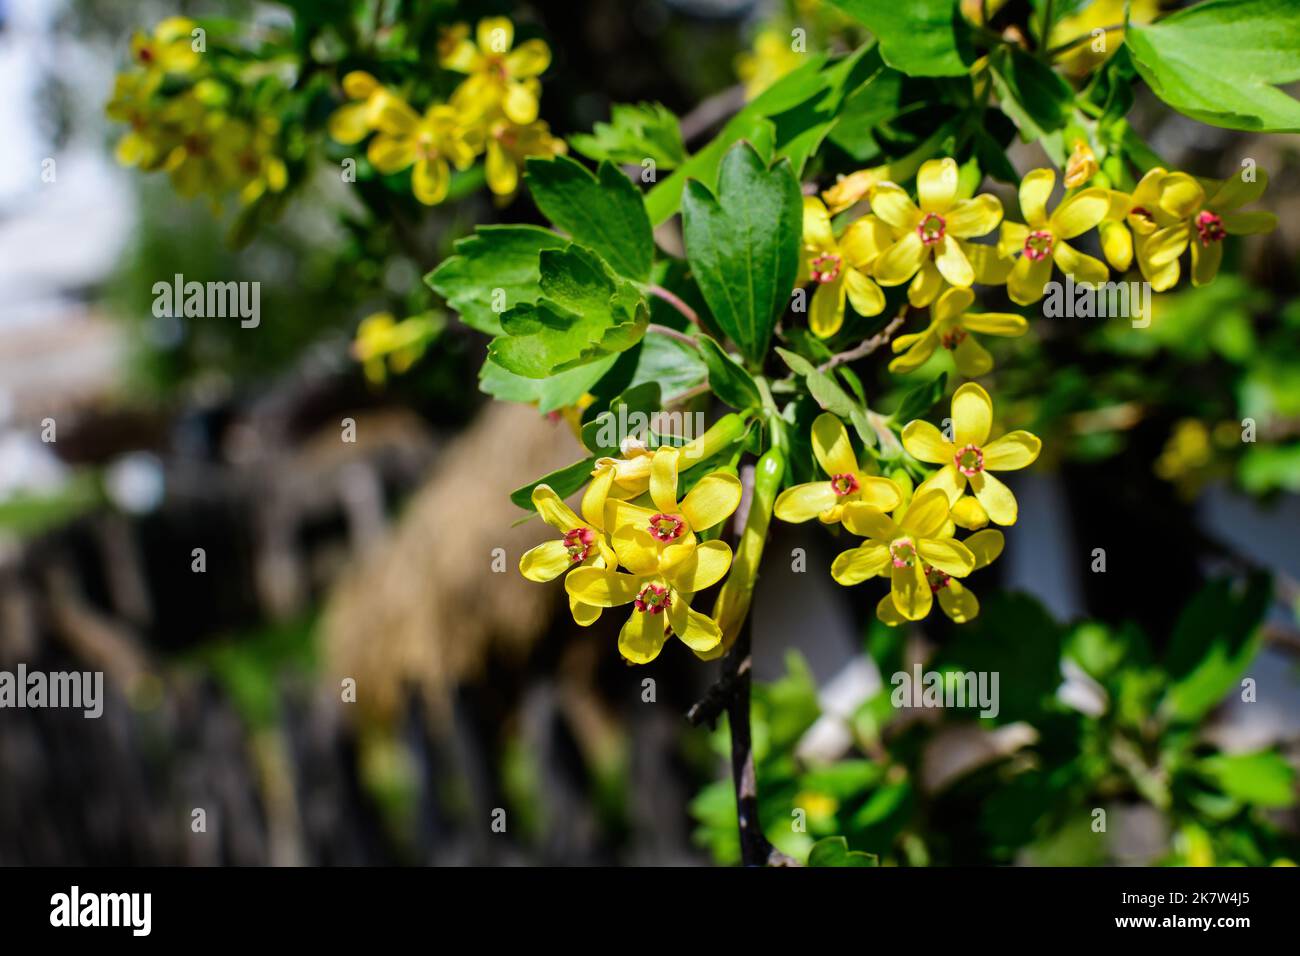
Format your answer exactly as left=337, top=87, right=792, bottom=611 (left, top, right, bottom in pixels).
left=799, top=197, right=891, bottom=338
left=1140, top=170, right=1277, bottom=289
left=484, top=115, right=566, bottom=197
left=869, top=158, right=1004, bottom=307
left=519, top=485, right=617, bottom=627
left=328, top=71, right=387, bottom=145
left=998, top=168, right=1111, bottom=304
left=903, top=382, right=1041, bottom=527
left=1097, top=167, right=1168, bottom=274
left=130, top=17, right=201, bottom=86
left=874, top=529, right=1004, bottom=626
left=442, top=17, right=551, bottom=125
left=889, top=286, right=1027, bottom=378
left=603, top=449, right=743, bottom=573
left=367, top=93, right=477, bottom=205
left=832, top=489, right=975, bottom=622
left=773, top=413, right=902, bottom=525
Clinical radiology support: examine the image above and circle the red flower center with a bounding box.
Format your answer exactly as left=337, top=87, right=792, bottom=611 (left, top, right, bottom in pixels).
left=925, top=564, right=951, bottom=593
left=940, top=328, right=968, bottom=350
left=1023, top=230, right=1054, bottom=261
left=890, top=538, right=916, bottom=569
left=1195, top=210, right=1226, bottom=245
left=830, top=472, right=859, bottom=497
left=809, top=252, right=842, bottom=284
left=954, top=443, right=984, bottom=477
left=634, top=583, right=672, bottom=614
left=917, top=212, right=946, bottom=246
left=563, top=527, right=595, bottom=563
left=648, top=513, right=686, bottom=542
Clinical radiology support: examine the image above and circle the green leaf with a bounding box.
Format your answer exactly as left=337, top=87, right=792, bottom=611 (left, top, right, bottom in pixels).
left=682, top=142, right=801, bottom=366
left=890, top=372, right=947, bottom=424
left=581, top=381, right=663, bottom=455
left=989, top=46, right=1072, bottom=143
left=524, top=156, right=654, bottom=281
left=489, top=245, right=647, bottom=378
left=825, top=0, right=969, bottom=77
left=1199, top=751, right=1297, bottom=808
left=510, top=457, right=598, bottom=512
left=808, top=836, right=879, bottom=867
left=775, top=347, right=875, bottom=447
left=426, top=225, right=568, bottom=335
left=697, top=335, right=761, bottom=411
left=569, top=102, right=686, bottom=169
left=1127, top=0, right=1300, bottom=133
left=1161, top=575, right=1270, bottom=723
left=478, top=355, right=618, bottom=414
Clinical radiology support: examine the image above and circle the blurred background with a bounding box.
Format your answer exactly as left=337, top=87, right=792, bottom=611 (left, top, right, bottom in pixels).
left=1, top=0, right=1298, bottom=866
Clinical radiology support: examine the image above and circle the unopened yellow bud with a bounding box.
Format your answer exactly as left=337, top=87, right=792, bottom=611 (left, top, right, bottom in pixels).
left=1064, top=139, right=1098, bottom=189
left=1099, top=220, right=1133, bottom=272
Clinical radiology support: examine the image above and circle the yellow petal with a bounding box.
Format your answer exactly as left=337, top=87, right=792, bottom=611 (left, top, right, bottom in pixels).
left=961, top=311, right=1027, bottom=336
left=900, top=489, right=950, bottom=539
left=969, top=471, right=1018, bottom=525
left=810, top=276, right=846, bottom=338
left=1007, top=253, right=1052, bottom=305
left=569, top=594, right=602, bottom=626
left=1099, top=220, right=1133, bottom=272
left=581, top=467, right=614, bottom=529
left=485, top=139, right=518, bottom=195
left=917, top=537, right=975, bottom=576
left=441, top=37, right=480, bottom=71
left=831, top=541, right=890, bottom=585
left=874, top=231, right=927, bottom=286
left=857, top=476, right=903, bottom=511
left=934, top=286, right=974, bottom=323
left=774, top=481, right=839, bottom=523
left=367, top=134, right=418, bottom=174
left=908, top=258, right=944, bottom=306
left=938, top=580, right=979, bottom=622
left=902, top=420, right=953, bottom=464
left=802, top=196, right=835, bottom=250
left=952, top=335, right=993, bottom=378
left=650, top=446, right=680, bottom=514
left=917, top=464, right=965, bottom=505
left=998, top=221, right=1029, bottom=259
left=619, top=608, right=670, bottom=664
left=982, top=430, right=1041, bottom=470
left=532, top=484, right=583, bottom=531
left=328, top=102, right=372, bottom=145
left=952, top=381, right=992, bottom=447
left=611, top=524, right=665, bottom=575
left=964, top=528, right=1004, bottom=569
left=840, top=215, right=892, bottom=269
left=372, top=91, right=421, bottom=135
left=1190, top=239, right=1222, bottom=287
left=945, top=194, right=1003, bottom=238
left=888, top=331, right=939, bottom=374
left=891, top=559, right=932, bottom=621
left=566, top=567, right=648, bottom=606
left=967, top=242, right=1014, bottom=285
left=949, top=494, right=988, bottom=530
left=876, top=593, right=906, bottom=627
left=680, top=472, right=742, bottom=531
left=917, top=158, right=959, bottom=213
left=1138, top=244, right=1181, bottom=293
left=1052, top=241, right=1108, bottom=284
left=667, top=599, right=722, bottom=654
left=668, top=539, right=733, bottom=591
left=868, top=182, right=922, bottom=232
left=1050, top=187, right=1110, bottom=239
left=506, top=39, right=551, bottom=78
left=811, top=412, right=857, bottom=476
left=503, top=81, right=539, bottom=124
left=934, top=236, right=974, bottom=287
left=519, top=540, right=573, bottom=582
left=478, top=16, right=514, bottom=53
left=412, top=157, right=450, bottom=205
left=845, top=269, right=885, bottom=317
left=1144, top=223, right=1191, bottom=267
left=342, top=70, right=379, bottom=99
left=1019, top=168, right=1055, bottom=228
left=841, top=502, right=901, bottom=540
left=1157, top=172, right=1205, bottom=219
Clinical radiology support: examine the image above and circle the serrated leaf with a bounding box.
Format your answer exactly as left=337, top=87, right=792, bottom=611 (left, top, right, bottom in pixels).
left=825, top=0, right=969, bottom=77
left=989, top=46, right=1072, bottom=142
left=697, top=335, right=761, bottom=411
left=569, top=101, right=686, bottom=169
left=808, top=836, right=879, bottom=867
left=524, top=156, right=654, bottom=281
left=1127, top=0, right=1300, bottom=133
left=478, top=354, right=618, bottom=414
left=683, top=142, right=801, bottom=365
left=510, top=457, right=598, bottom=512
left=426, top=225, right=568, bottom=335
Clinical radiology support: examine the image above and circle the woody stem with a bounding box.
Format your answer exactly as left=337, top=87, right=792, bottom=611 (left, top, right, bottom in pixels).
left=648, top=284, right=702, bottom=328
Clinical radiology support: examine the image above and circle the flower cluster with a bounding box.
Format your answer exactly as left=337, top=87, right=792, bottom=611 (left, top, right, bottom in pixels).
left=105, top=18, right=287, bottom=208
left=329, top=17, right=565, bottom=204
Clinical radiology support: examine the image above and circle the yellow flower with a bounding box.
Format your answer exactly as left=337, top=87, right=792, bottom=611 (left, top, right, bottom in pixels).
left=799, top=198, right=891, bottom=337
left=870, top=158, right=1004, bottom=307
left=106, top=73, right=172, bottom=169
left=904, top=382, right=1041, bottom=527
left=158, top=96, right=242, bottom=199
left=774, top=413, right=902, bottom=525
left=997, top=168, right=1111, bottom=305
left=442, top=17, right=551, bottom=125
left=232, top=117, right=288, bottom=206
left=1049, top=0, right=1158, bottom=77
left=352, top=311, right=441, bottom=384
left=520, top=485, right=618, bottom=627
left=1064, top=139, right=1098, bottom=189
left=367, top=93, right=477, bottom=205
left=889, top=286, right=1027, bottom=377
left=565, top=539, right=733, bottom=663
left=328, top=71, right=387, bottom=145
left=1140, top=170, right=1277, bottom=289
left=484, top=116, right=566, bottom=197
left=603, top=449, right=743, bottom=573
left=874, top=529, right=1003, bottom=626
left=822, top=166, right=888, bottom=215
left=831, top=489, right=976, bottom=622
left=735, top=26, right=803, bottom=99
left=130, top=17, right=201, bottom=85
left=1095, top=168, right=1163, bottom=273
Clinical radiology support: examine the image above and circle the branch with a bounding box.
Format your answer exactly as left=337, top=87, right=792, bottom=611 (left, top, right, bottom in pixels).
left=649, top=284, right=702, bottom=329
left=818, top=305, right=909, bottom=372
left=646, top=322, right=699, bottom=350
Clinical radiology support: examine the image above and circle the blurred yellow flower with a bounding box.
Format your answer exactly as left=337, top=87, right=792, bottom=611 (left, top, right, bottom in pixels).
left=442, top=17, right=552, bottom=125
left=367, top=93, right=477, bottom=205
left=798, top=197, right=890, bottom=337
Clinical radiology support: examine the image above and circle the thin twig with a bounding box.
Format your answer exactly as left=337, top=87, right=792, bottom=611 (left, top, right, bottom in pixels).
left=646, top=322, right=699, bottom=350
left=818, top=305, right=909, bottom=372
left=649, top=284, right=702, bottom=328
left=686, top=655, right=751, bottom=727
